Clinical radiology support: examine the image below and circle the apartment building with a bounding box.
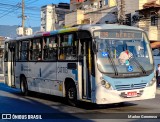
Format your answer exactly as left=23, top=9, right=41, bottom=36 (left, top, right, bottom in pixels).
left=135, top=0, right=160, bottom=41
left=114, top=0, right=160, bottom=41
left=65, top=0, right=117, bottom=27
left=16, top=27, right=33, bottom=36
left=41, top=3, right=70, bottom=32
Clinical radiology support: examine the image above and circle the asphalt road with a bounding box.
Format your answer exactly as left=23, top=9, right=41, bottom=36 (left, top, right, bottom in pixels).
left=0, top=82, right=160, bottom=122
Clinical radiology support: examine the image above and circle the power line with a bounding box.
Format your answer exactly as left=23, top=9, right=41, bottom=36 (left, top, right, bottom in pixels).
left=0, top=6, right=20, bottom=18
left=2, top=0, right=21, bottom=4
left=26, top=15, right=40, bottom=18
left=0, top=2, right=20, bottom=7
left=24, top=13, right=40, bottom=17
left=0, top=2, right=21, bottom=18
left=26, top=0, right=38, bottom=5
left=26, top=0, right=33, bottom=3
left=0, top=2, right=40, bottom=11
left=16, top=12, right=40, bottom=17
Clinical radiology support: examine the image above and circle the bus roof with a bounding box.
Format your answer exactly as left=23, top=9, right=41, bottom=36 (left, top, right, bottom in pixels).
left=5, top=24, right=143, bottom=42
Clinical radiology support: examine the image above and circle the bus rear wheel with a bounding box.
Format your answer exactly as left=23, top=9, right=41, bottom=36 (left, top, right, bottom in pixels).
left=66, top=83, right=77, bottom=106
left=20, top=77, right=28, bottom=96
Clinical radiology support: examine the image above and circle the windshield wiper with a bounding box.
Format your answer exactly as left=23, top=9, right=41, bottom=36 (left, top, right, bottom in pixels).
left=128, top=54, right=146, bottom=74
left=106, top=48, right=118, bottom=76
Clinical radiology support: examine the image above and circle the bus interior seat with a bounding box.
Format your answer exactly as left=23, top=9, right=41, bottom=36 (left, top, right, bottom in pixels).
left=116, top=45, right=124, bottom=55
left=127, top=46, right=137, bottom=56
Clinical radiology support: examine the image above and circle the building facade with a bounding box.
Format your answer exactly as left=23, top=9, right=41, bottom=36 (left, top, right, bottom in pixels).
left=41, top=3, right=70, bottom=32
left=65, top=0, right=117, bottom=27
left=16, top=27, right=33, bottom=36
left=41, top=0, right=160, bottom=41
left=120, top=0, right=160, bottom=41
left=136, top=0, right=160, bottom=41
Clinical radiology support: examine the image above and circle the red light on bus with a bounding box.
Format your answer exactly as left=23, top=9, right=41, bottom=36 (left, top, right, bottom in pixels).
left=43, top=32, right=50, bottom=36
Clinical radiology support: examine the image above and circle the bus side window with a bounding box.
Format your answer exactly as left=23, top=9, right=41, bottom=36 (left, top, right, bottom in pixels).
left=59, top=33, right=77, bottom=60
left=4, top=43, right=8, bottom=62
left=59, top=35, right=66, bottom=60
left=43, top=40, right=48, bottom=60
left=16, top=42, right=20, bottom=61
left=20, top=41, right=29, bottom=61
left=31, top=38, right=42, bottom=61
left=43, top=36, right=57, bottom=60
left=29, top=41, right=33, bottom=60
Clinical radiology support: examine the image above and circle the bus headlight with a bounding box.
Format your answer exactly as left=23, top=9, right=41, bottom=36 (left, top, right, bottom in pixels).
left=101, top=80, right=111, bottom=89
left=105, top=82, right=111, bottom=89
left=101, top=80, right=106, bottom=85
left=147, top=77, right=156, bottom=87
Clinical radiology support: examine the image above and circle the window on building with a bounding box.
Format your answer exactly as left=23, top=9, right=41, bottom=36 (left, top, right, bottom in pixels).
left=59, top=33, right=77, bottom=60
left=151, top=15, right=158, bottom=26
left=43, top=36, right=58, bottom=60
left=104, top=0, right=108, bottom=5
left=99, top=0, right=102, bottom=8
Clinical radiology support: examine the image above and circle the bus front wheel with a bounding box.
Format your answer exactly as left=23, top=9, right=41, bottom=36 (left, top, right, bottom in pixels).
left=20, top=77, right=28, bottom=96
left=66, top=83, right=77, bottom=106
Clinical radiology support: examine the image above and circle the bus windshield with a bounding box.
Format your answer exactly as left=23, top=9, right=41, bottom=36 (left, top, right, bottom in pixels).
left=94, top=30, right=154, bottom=76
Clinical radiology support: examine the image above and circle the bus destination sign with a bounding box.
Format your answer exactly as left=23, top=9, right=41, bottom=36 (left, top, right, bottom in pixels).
left=99, top=31, right=142, bottom=39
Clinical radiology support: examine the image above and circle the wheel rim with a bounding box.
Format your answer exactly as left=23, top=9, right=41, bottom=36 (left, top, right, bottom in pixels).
left=21, top=81, right=25, bottom=93
left=68, top=88, right=75, bottom=100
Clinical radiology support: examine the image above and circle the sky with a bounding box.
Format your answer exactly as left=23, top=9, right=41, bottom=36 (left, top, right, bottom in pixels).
left=0, top=0, right=70, bottom=27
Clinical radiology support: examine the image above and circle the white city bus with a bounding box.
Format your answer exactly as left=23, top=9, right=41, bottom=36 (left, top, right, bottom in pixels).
left=4, top=24, right=156, bottom=106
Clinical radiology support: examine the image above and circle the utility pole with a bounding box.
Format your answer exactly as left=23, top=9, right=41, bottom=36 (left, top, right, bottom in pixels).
left=22, top=0, right=25, bottom=35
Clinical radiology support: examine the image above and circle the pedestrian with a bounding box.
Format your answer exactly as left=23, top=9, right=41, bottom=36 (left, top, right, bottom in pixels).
left=156, top=64, right=160, bottom=87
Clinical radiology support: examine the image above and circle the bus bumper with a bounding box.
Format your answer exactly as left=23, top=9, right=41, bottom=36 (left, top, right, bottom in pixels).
left=95, top=82, right=156, bottom=104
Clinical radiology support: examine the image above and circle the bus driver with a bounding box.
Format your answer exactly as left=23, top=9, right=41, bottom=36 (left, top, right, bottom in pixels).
left=119, top=50, right=132, bottom=65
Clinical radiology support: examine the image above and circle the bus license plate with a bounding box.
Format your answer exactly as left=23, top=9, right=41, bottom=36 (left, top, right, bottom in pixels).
left=127, top=91, right=137, bottom=97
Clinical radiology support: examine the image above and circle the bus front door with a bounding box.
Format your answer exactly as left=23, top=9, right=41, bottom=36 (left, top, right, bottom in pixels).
left=79, top=39, right=93, bottom=100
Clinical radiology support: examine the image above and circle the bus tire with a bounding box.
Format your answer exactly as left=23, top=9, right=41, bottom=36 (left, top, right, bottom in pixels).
left=20, top=77, right=28, bottom=96
left=66, top=83, right=77, bottom=106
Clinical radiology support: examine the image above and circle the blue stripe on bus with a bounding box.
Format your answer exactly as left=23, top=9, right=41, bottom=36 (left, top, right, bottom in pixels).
left=72, top=70, right=78, bottom=81
left=50, top=30, right=59, bottom=35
